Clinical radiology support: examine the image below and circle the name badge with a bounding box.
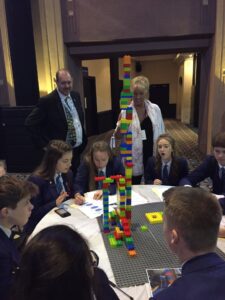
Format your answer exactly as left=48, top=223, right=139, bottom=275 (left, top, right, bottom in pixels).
left=141, top=130, right=147, bottom=140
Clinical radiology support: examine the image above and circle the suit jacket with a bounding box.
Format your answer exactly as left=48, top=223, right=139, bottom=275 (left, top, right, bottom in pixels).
left=74, top=157, right=125, bottom=195
left=180, top=155, right=224, bottom=194
left=0, top=229, right=20, bottom=300
left=25, top=171, right=74, bottom=234
left=151, top=252, right=225, bottom=300
left=25, top=89, right=87, bottom=151
left=144, top=156, right=189, bottom=186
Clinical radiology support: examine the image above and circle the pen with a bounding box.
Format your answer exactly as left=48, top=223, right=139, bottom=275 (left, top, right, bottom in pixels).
left=109, top=280, right=134, bottom=300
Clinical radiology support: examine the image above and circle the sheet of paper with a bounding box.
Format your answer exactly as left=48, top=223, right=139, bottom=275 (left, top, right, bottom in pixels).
left=151, top=186, right=172, bottom=201
left=131, top=190, right=148, bottom=205
left=85, top=190, right=117, bottom=205
left=80, top=189, right=152, bottom=219
left=78, top=199, right=114, bottom=219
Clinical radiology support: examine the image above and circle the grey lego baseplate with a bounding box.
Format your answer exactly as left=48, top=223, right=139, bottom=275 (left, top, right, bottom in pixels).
left=98, top=202, right=225, bottom=288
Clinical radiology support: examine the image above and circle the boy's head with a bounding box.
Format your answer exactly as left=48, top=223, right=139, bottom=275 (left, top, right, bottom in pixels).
left=212, top=132, right=225, bottom=166
left=163, top=187, right=222, bottom=259
left=0, top=176, right=37, bottom=228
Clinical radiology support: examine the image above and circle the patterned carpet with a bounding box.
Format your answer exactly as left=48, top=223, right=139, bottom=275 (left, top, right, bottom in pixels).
left=164, top=119, right=204, bottom=171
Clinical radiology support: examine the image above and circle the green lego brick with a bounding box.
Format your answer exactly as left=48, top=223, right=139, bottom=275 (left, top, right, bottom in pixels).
left=140, top=225, right=148, bottom=232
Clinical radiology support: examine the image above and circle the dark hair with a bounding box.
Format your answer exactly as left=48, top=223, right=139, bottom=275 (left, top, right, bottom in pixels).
left=212, top=132, right=225, bottom=148
left=84, top=141, right=113, bottom=191
left=0, top=176, right=38, bottom=210
left=12, top=225, right=94, bottom=300
left=163, top=187, right=222, bottom=252
left=34, top=140, right=72, bottom=180
left=155, top=133, right=179, bottom=182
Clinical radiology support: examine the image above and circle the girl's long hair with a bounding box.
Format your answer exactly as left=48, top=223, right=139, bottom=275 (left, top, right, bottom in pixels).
left=83, top=141, right=113, bottom=191
left=33, top=140, right=72, bottom=180
left=155, top=133, right=179, bottom=182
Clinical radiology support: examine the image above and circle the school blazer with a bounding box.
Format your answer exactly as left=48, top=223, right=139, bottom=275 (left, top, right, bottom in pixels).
left=74, top=157, right=125, bottom=195
left=180, top=155, right=224, bottom=194
left=0, top=229, right=20, bottom=300
left=151, top=252, right=225, bottom=300
left=144, top=156, right=189, bottom=186
left=25, top=171, right=74, bottom=234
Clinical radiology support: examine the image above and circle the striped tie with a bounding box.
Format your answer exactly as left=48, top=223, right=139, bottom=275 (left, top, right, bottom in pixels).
left=162, top=164, right=169, bottom=184
left=64, top=97, right=77, bottom=146
left=98, top=170, right=104, bottom=189
left=56, top=174, right=63, bottom=194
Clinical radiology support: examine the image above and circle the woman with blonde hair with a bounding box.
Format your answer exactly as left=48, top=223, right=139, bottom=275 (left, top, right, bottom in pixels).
left=74, top=140, right=124, bottom=202
left=115, top=75, right=165, bottom=184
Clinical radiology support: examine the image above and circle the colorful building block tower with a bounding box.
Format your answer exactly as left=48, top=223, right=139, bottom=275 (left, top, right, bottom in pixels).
left=119, top=55, right=133, bottom=222
left=94, top=55, right=136, bottom=256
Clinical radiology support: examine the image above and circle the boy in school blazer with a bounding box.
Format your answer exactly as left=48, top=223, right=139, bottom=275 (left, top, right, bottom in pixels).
left=0, top=176, right=37, bottom=300
left=151, top=187, right=225, bottom=300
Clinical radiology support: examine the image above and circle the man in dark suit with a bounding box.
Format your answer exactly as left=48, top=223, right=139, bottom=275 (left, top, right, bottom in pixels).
left=180, top=131, right=225, bottom=213
left=151, top=186, right=225, bottom=300
left=0, top=176, right=37, bottom=300
left=25, top=68, right=87, bottom=176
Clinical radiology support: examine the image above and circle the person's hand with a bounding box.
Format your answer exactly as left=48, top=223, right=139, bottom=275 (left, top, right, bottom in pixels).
left=56, top=191, right=68, bottom=206
left=74, top=193, right=85, bottom=205
left=114, top=117, right=122, bottom=138
left=153, top=179, right=162, bottom=185
left=93, top=190, right=103, bottom=200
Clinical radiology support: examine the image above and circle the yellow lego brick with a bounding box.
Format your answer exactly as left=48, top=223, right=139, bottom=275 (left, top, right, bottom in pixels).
left=125, top=169, right=132, bottom=176
left=145, top=212, right=163, bottom=224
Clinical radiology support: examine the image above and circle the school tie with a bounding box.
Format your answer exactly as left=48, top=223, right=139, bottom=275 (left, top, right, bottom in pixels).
left=55, top=174, right=64, bottom=194
left=162, top=164, right=169, bottom=184
left=97, top=170, right=104, bottom=189
left=221, top=168, right=225, bottom=193
left=64, top=97, right=77, bottom=146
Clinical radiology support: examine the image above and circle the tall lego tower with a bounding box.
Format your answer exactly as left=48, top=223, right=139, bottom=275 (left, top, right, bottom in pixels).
left=119, top=55, right=133, bottom=221
left=95, top=55, right=136, bottom=256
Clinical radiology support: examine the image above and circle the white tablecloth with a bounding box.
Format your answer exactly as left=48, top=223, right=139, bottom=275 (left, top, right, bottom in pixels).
left=30, top=185, right=225, bottom=300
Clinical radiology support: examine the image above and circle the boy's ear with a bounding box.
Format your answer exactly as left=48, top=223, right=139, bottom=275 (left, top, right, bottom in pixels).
left=171, top=229, right=179, bottom=245
left=0, top=207, right=9, bottom=218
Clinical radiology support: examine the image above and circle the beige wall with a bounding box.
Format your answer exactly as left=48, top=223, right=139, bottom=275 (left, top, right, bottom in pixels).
left=181, top=57, right=194, bottom=124
left=200, top=0, right=225, bottom=153
left=31, top=0, right=66, bottom=96
left=134, top=60, right=179, bottom=104
left=0, top=0, right=15, bottom=106
left=82, top=59, right=112, bottom=112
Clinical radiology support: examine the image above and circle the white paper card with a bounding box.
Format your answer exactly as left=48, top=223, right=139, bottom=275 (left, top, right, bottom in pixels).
left=141, top=130, right=147, bottom=140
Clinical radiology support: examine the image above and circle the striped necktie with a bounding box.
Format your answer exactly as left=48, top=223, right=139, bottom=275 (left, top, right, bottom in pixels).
left=55, top=174, right=64, bottom=194
left=64, top=97, right=77, bottom=146
left=162, top=164, right=169, bottom=184
left=97, top=170, right=104, bottom=189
